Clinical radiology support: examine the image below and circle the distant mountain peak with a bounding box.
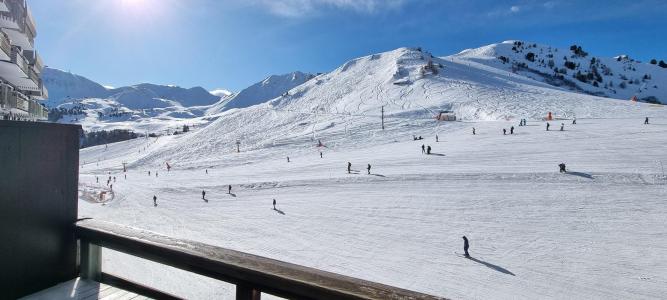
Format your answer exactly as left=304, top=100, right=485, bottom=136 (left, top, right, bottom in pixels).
left=42, top=67, right=225, bottom=108
left=449, top=40, right=666, bottom=103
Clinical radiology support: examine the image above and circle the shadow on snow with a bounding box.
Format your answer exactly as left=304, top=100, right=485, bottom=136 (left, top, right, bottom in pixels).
left=468, top=256, right=515, bottom=276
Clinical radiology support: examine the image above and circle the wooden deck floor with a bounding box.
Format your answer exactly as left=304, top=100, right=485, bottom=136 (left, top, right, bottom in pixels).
left=20, top=278, right=152, bottom=300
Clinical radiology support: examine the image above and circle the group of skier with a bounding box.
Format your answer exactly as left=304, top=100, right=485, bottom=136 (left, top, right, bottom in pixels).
left=346, top=162, right=373, bottom=175
left=421, top=144, right=432, bottom=154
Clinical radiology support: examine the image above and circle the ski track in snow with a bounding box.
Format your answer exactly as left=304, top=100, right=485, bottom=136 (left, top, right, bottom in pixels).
left=77, top=114, right=667, bottom=299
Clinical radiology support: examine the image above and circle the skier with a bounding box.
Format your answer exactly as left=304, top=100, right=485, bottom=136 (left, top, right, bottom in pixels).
left=273, top=198, right=276, bottom=210
left=96, top=176, right=99, bottom=183
left=560, top=123, right=564, bottom=131
left=148, top=171, right=151, bottom=176
left=228, top=185, right=232, bottom=194
left=287, top=156, right=290, bottom=163
left=436, top=135, right=439, bottom=142
left=572, top=118, right=577, bottom=125
left=113, top=176, right=116, bottom=182
left=205, top=169, right=208, bottom=174
left=427, top=145, right=432, bottom=155
left=462, top=236, right=470, bottom=257
left=510, top=126, right=514, bottom=135
left=202, top=190, right=206, bottom=200
left=645, top=117, right=649, bottom=125
left=367, top=164, right=371, bottom=175
left=503, top=128, right=507, bottom=135
left=472, top=127, right=476, bottom=135
left=347, top=162, right=352, bottom=174
left=320, top=152, right=323, bottom=158
left=110, top=184, right=112, bottom=191
left=124, top=174, right=126, bottom=179
left=153, top=195, right=157, bottom=207
left=156, top=171, right=158, bottom=177
left=421, top=144, right=425, bottom=154
left=546, top=122, right=550, bottom=131
left=559, top=163, right=567, bottom=173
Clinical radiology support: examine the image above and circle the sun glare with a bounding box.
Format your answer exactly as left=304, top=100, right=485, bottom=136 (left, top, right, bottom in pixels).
left=113, top=0, right=173, bottom=27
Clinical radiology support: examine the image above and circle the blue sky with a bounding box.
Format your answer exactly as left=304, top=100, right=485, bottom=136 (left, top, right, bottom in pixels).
left=31, top=0, right=667, bottom=92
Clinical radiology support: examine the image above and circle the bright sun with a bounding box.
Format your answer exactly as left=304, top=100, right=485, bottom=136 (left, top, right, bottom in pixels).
left=120, top=0, right=147, bottom=8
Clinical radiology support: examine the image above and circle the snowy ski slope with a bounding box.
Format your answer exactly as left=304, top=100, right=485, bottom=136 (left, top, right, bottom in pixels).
left=75, top=47, right=667, bottom=299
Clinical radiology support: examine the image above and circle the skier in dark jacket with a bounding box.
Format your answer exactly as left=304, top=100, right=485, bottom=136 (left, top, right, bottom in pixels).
left=645, top=117, right=649, bottom=125
left=560, top=123, right=564, bottom=131
left=228, top=185, right=232, bottom=194
left=546, top=122, right=550, bottom=131
left=559, top=163, right=567, bottom=173
left=367, top=164, right=371, bottom=175
left=462, top=236, right=470, bottom=257
left=347, top=162, right=352, bottom=174
left=426, top=145, right=432, bottom=155
left=153, top=195, right=157, bottom=207
left=273, top=198, right=276, bottom=210
left=472, top=127, right=476, bottom=135
left=503, top=128, right=507, bottom=135
left=421, top=144, right=425, bottom=154
left=202, top=190, right=206, bottom=200
left=510, top=126, right=514, bottom=134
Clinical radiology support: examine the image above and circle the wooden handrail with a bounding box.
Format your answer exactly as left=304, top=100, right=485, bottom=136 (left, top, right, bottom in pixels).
left=75, top=219, right=445, bottom=300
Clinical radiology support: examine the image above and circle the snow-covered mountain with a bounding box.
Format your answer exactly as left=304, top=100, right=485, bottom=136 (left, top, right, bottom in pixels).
left=451, top=40, right=667, bottom=104
left=107, top=83, right=220, bottom=109
left=43, top=67, right=221, bottom=108
left=42, top=67, right=111, bottom=107
left=208, top=71, right=315, bottom=113
left=139, top=46, right=659, bottom=166
left=43, top=67, right=228, bottom=132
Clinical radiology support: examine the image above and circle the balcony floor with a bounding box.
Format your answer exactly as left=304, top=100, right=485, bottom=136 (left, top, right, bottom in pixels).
left=19, top=277, right=152, bottom=300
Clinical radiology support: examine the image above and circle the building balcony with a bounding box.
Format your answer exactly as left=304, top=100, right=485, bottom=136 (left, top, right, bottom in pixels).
left=4, top=27, right=34, bottom=51
left=23, top=49, right=42, bottom=73
left=0, top=30, right=10, bottom=59
left=0, top=14, right=19, bottom=30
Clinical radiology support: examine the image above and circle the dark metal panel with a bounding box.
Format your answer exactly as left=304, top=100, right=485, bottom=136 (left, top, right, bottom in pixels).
left=0, top=121, right=81, bottom=299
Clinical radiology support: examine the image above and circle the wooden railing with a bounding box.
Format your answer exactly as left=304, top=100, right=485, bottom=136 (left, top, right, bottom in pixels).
left=76, top=219, right=445, bottom=300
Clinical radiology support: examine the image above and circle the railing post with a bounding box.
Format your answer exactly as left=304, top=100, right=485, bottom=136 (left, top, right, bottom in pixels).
left=80, top=240, right=102, bottom=281
left=236, top=284, right=261, bottom=300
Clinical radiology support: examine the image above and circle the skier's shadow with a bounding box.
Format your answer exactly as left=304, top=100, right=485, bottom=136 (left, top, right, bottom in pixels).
left=229, top=193, right=237, bottom=197
left=429, top=153, right=446, bottom=156
left=565, top=171, right=594, bottom=179
left=468, top=256, right=515, bottom=276
left=273, top=208, right=285, bottom=215
left=370, top=173, right=386, bottom=177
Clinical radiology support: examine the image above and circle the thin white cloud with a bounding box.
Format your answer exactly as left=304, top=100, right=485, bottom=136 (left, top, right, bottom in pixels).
left=543, top=1, right=557, bottom=9
left=253, top=0, right=406, bottom=18
left=210, top=89, right=233, bottom=97
left=510, top=5, right=521, bottom=13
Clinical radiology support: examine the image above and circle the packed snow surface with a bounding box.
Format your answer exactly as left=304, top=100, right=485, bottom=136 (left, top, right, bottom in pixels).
left=75, top=47, right=666, bottom=299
